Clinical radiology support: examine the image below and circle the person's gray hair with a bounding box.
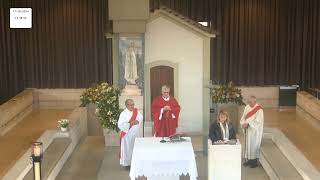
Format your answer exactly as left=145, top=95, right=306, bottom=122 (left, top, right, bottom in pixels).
left=125, top=99, right=134, bottom=107
left=161, top=85, right=170, bottom=91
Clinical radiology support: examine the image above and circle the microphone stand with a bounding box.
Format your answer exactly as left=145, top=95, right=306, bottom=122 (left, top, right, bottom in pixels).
left=160, top=137, right=166, bottom=143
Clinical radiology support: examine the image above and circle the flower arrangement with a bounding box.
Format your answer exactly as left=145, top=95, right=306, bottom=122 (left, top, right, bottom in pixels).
left=210, top=81, right=244, bottom=105
left=58, top=119, right=69, bottom=128
left=80, top=82, right=122, bottom=131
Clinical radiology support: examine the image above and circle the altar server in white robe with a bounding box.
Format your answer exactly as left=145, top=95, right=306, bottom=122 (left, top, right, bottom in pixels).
left=118, top=99, right=143, bottom=167
left=240, top=96, right=264, bottom=168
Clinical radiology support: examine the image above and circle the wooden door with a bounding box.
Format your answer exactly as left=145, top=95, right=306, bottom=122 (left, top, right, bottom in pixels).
left=150, top=66, right=174, bottom=103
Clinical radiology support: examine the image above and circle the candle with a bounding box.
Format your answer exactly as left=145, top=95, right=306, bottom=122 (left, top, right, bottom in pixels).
left=34, top=162, right=41, bottom=180
left=33, top=146, right=41, bottom=157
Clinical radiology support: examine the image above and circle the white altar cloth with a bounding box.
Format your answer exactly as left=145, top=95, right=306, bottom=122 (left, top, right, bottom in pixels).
left=129, top=137, right=198, bottom=180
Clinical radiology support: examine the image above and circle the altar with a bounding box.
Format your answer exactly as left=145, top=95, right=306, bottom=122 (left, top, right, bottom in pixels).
left=130, top=137, right=198, bottom=180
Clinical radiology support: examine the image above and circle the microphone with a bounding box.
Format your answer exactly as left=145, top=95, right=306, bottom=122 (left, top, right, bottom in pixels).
left=160, top=137, right=166, bottom=143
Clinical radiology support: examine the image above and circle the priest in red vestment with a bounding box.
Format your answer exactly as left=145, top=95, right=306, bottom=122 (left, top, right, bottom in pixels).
left=151, top=85, right=181, bottom=137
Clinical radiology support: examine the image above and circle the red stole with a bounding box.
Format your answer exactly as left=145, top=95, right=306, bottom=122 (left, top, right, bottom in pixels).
left=245, top=105, right=262, bottom=120
left=119, top=108, right=138, bottom=139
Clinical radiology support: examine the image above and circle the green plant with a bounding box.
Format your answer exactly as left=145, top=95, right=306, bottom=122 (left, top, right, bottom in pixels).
left=58, top=119, right=69, bottom=128
left=80, top=82, right=122, bottom=131
left=210, top=81, right=244, bottom=105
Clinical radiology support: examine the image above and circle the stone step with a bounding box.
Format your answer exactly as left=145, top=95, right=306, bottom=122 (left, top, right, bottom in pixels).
left=55, top=136, right=105, bottom=180
left=23, top=138, right=71, bottom=180
left=260, top=139, right=303, bottom=180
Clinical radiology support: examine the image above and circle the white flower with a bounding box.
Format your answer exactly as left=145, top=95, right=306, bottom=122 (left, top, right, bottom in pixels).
left=107, top=111, right=113, bottom=116
left=95, top=108, right=99, bottom=113
left=112, top=119, right=118, bottom=125
left=58, top=119, right=69, bottom=128
left=107, top=87, right=112, bottom=92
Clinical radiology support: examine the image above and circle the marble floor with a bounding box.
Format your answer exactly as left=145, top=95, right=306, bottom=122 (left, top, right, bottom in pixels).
left=56, top=137, right=105, bottom=180
left=1, top=106, right=320, bottom=179
left=0, top=109, right=71, bottom=178
left=56, top=136, right=269, bottom=180
left=62, top=107, right=320, bottom=180
left=95, top=138, right=269, bottom=180
left=263, top=107, right=320, bottom=171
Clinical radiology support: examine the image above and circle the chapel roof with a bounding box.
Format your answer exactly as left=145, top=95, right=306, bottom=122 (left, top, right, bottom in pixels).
left=150, top=6, right=216, bottom=38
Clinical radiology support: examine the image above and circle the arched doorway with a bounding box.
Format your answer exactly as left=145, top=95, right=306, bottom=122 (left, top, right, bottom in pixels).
left=144, top=61, right=179, bottom=136
left=150, top=65, right=174, bottom=103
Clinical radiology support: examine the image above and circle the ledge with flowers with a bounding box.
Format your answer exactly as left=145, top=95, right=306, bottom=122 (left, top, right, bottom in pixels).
left=210, top=81, right=245, bottom=133
left=80, top=82, right=122, bottom=146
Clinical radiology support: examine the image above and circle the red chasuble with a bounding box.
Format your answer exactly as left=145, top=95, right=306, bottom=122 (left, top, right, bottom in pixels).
left=151, top=96, right=181, bottom=137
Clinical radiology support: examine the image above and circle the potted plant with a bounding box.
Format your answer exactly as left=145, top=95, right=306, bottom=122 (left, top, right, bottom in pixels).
left=80, top=82, right=122, bottom=146
left=210, top=81, right=244, bottom=132
left=58, top=119, right=69, bottom=132
left=210, top=81, right=244, bottom=105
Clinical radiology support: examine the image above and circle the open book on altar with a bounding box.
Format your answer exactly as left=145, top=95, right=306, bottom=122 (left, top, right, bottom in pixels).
left=167, top=133, right=187, bottom=142
left=212, top=139, right=239, bottom=145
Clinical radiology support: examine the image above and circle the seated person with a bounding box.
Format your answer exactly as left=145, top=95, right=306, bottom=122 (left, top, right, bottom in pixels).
left=209, top=110, right=236, bottom=144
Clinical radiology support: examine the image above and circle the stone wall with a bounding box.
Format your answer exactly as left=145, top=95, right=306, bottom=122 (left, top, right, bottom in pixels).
left=145, top=16, right=205, bottom=133
left=297, top=91, right=320, bottom=120
left=239, top=86, right=279, bottom=108
left=34, top=89, right=84, bottom=109
left=2, top=107, right=87, bottom=180
left=0, top=90, right=34, bottom=136
left=0, top=88, right=85, bottom=136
